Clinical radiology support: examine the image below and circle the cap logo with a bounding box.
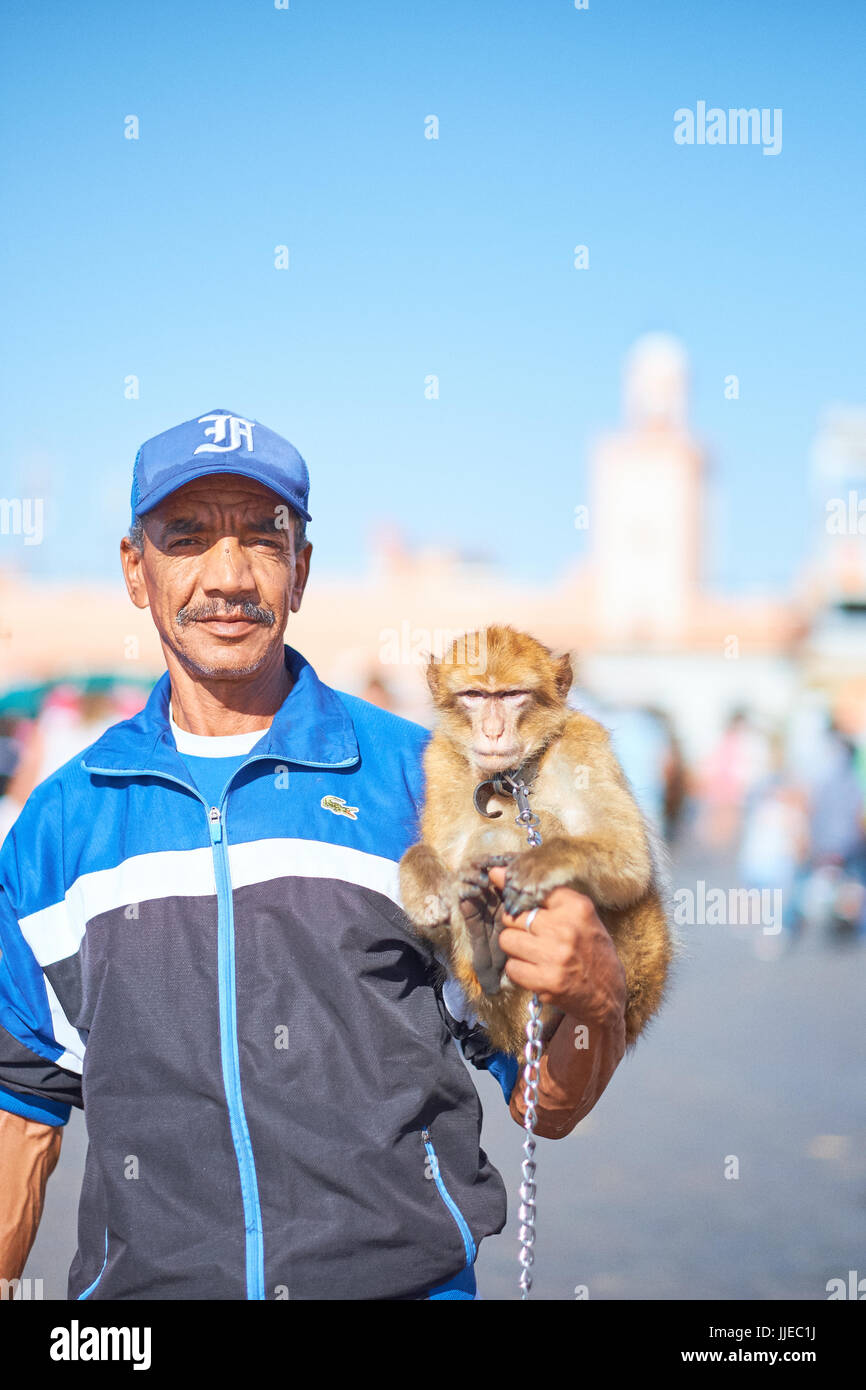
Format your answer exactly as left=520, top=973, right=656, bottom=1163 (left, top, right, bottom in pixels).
left=193, top=413, right=256, bottom=455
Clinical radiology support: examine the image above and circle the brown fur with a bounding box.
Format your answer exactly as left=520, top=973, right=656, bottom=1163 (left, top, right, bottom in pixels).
left=399, top=625, right=673, bottom=1056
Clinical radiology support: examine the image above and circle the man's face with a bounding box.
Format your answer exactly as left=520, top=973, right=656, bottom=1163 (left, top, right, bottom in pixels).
left=120, top=474, right=312, bottom=680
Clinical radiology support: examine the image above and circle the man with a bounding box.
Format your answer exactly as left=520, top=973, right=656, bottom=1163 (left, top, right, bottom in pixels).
left=0, top=408, right=627, bottom=1300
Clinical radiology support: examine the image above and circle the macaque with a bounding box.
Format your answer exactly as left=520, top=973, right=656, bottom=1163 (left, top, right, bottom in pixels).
left=399, top=625, right=673, bottom=1057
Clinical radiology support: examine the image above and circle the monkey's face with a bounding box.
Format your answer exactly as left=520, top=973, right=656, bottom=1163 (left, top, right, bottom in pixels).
left=451, top=687, right=534, bottom=773
left=428, top=625, right=574, bottom=773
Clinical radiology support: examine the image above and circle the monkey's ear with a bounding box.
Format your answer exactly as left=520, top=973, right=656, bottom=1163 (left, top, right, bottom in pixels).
left=554, top=653, right=573, bottom=701
left=425, top=654, right=441, bottom=699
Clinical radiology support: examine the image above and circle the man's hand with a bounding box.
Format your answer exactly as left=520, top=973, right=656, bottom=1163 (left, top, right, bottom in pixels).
left=461, top=865, right=628, bottom=1139
left=488, top=866, right=627, bottom=1029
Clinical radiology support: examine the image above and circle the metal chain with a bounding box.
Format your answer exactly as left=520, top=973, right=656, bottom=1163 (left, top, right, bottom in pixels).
left=518, top=990, right=542, bottom=1299
left=510, top=778, right=542, bottom=1299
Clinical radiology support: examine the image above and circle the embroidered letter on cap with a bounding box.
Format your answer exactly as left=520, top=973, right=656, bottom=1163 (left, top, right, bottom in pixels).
left=194, top=414, right=256, bottom=454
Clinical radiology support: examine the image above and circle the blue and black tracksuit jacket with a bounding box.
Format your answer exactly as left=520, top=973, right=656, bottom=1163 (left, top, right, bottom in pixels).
left=0, top=644, right=518, bottom=1300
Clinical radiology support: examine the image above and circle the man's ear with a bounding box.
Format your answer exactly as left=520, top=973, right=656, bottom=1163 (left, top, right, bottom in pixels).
left=289, top=541, right=313, bottom=613
left=120, top=536, right=151, bottom=612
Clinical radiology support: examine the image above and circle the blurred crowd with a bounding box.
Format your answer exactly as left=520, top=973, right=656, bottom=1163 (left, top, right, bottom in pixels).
left=692, top=705, right=866, bottom=944
left=0, top=682, right=148, bottom=844
left=361, top=668, right=866, bottom=947
left=2, top=669, right=865, bottom=946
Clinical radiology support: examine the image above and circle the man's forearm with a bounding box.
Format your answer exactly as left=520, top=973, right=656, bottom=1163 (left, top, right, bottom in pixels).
left=508, top=1001, right=626, bottom=1139
left=0, top=1110, right=62, bottom=1286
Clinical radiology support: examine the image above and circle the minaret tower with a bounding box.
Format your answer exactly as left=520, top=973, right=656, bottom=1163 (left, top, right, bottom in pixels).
left=592, top=333, right=703, bottom=641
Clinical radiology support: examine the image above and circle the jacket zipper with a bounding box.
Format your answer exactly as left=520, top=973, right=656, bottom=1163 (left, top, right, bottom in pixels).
left=77, top=1226, right=109, bottom=1300
left=421, top=1125, right=477, bottom=1268
left=208, top=802, right=265, bottom=1301
left=82, top=762, right=266, bottom=1301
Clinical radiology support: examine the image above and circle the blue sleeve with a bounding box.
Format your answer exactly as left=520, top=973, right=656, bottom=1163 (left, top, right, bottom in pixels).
left=0, top=820, right=81, bottom=1126
left=432, top=974, right=520, bottom=1103
left=0, top=1081, right=71, bottom=1126
left=472, top=1050, right=520, bottom=1104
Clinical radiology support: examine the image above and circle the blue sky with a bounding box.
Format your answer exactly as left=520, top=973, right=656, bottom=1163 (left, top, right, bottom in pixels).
left=1, top=0, right=864, bottom=590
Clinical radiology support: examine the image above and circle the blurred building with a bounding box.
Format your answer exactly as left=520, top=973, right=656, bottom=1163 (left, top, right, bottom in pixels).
left=2, top=335, right=864, bottom=760
left=800, top=408, right=866, bottom=735
left=592, top=333, right=703, bottom=642
left=575, top=334, right=802, bottom=758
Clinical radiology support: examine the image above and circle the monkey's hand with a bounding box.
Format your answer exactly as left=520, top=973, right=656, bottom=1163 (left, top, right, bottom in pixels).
left=399, top=843, right=458, bottom=940
left=500, top=839, right=598, bottom=920
left=456, top=858, right=514, bottom=995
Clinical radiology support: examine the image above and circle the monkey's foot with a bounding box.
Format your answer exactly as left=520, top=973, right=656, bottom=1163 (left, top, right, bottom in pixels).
left=415, top=892, right=454, bottom=930
left=457, top=894, right=507, bottom=998
left=399, top=843, right=459, bottom=937
left=501, top=847, right=582, bottom=919
left=456, top=854, right=515, bottom=894
left=501, top=885, right=543, bottom=919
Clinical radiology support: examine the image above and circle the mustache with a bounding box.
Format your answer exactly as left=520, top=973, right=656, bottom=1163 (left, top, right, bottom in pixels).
left=176, top=600, right=276, bottom=627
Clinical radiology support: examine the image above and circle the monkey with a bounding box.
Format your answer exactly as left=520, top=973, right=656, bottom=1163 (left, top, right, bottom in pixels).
left=398, top=624, right=673, bottom=1058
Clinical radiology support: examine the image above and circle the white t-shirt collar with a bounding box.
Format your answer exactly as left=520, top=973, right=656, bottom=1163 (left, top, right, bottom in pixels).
left=169, top=702, right=272, bottom=758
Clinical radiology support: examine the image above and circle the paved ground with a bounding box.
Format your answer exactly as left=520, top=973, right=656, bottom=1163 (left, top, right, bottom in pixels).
left=22, top=843, right=866, bottom=1301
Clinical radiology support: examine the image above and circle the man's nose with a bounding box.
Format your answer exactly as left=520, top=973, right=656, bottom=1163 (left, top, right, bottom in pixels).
left=199, top=537, right=258, bottom=595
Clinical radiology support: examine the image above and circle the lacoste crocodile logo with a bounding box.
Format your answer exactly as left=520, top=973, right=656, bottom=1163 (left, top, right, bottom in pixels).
left=320, top=794, right=359, bottom=820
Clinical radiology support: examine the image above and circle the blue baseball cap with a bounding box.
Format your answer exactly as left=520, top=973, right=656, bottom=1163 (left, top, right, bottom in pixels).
left=130, top=408, right=312, bottom=524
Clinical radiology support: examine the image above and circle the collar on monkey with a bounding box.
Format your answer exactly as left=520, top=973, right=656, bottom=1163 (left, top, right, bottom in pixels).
left=472, top=750, right=543, bottom=821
